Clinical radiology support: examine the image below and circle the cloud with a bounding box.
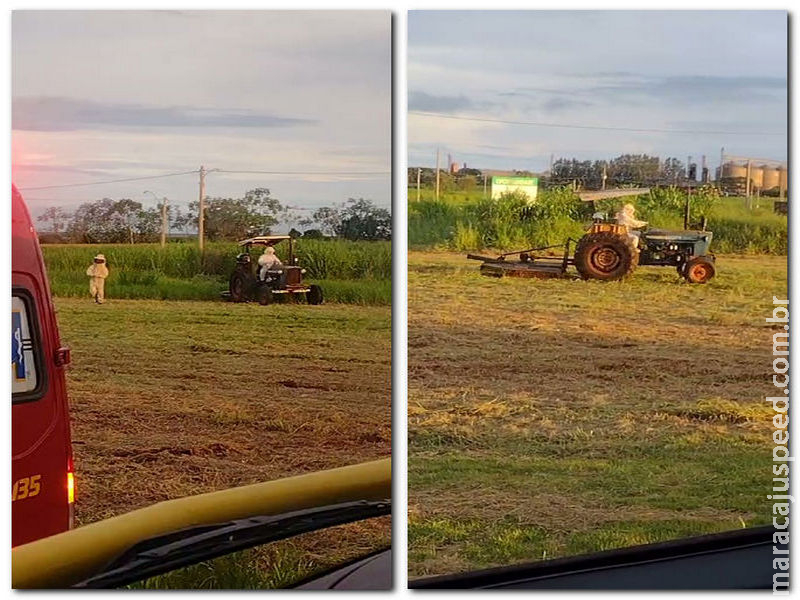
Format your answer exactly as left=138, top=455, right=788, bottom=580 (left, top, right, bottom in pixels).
left=408, top=91, right=485, bottom=113
left=540, top=97, right=594, bottom=113
left=585, top=74, right=786, bottom=105
left=12, top=97, right=316, bottom=132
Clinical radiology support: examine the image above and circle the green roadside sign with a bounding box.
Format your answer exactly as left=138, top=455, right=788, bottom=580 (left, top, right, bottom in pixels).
left=491, top=176, right=538, bottom=203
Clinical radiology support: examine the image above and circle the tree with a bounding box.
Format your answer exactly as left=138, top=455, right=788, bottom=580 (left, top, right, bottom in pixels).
left=37, top=206, right=69, bottom=233
left=184, top=188, right=282, bottom=241
left=311, top=206, right=343, bottom=237
left=313, top=198, right=392, bottom=240
left=338, top=198, right=391, bottom=240
left=66, top=198, right=146, bottom=243
left=312, top=198, right=391, bottom=241
left=661, top=157, right=686, bottom=183
left=302, top=228, right=325, bottom=239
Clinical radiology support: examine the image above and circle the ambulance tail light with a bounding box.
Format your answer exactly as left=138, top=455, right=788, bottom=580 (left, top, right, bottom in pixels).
left=67, top=456, right=75, bottom=529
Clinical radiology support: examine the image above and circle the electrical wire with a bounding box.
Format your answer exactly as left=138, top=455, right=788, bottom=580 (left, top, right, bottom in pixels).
left=216, top=169, right=390, bottom=175
left=17, top=170, right=199, bottom=191
left=409, top=110, right=785, bottom=137
left=16, top=167, right=390, bottom=193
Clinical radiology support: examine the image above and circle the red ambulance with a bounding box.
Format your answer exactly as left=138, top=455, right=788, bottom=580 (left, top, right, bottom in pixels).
left=12, top=185, right=75, bottom=546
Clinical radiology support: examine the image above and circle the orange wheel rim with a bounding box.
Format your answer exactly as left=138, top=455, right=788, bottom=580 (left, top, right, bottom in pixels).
left=592, top=247, right=621, bottom=272
left=690, top=264, right=709, bottom=280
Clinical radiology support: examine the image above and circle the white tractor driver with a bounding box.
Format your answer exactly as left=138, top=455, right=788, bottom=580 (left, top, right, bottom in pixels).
left=615, top=203, right=647, bottom=249
left=257, top=246, right=283, bottom=281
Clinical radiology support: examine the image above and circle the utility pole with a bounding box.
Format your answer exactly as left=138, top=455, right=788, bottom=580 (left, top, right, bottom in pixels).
left=601, top=164, right=607, bottom=190
left=483, top=173, right=488, bottom=199
left=416, top=168, right=421, bottom=202
left=745, top=159, right=752, bottom=205
left=198, top=165, right=206, bottom=251
left=161, top=198, right=168, bottom=247
left=435, top=147, right=440, bottom=201
left=719, top=147, right=725, bottom=182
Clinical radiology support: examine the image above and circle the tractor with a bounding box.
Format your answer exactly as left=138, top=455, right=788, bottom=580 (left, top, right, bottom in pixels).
left=223, top=236, right=323, bottom=305
left=572, top=217, right=716, bottom=283
left=468, top=190, right=716, bottom=284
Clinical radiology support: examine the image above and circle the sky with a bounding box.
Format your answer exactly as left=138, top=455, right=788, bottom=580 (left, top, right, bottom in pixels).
left=408, top=10, right=787, bottom=174
left=12, top=11, right=391, bottom=228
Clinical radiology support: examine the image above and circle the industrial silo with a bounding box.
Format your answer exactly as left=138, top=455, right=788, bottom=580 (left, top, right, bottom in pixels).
left=762, top=166, right=780, bottom=191
left=723, top=162, right=747, bottom=179
left=778, top=167, right=788, bottom=191
left=749, top=165, right=764, bottom=190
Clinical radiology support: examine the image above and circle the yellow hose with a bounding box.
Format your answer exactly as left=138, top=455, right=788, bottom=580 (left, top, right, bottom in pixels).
left=13, top=458, right=391, bottom=589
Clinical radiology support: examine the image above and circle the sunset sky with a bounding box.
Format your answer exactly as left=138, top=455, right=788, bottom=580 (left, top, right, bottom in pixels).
left=12, top=11, right=391, bottom=225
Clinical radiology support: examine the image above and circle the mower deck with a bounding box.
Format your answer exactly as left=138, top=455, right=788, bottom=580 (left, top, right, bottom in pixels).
left=477, top=258, right=571, bottom=279
left=468, top=241, right=574, bottom=279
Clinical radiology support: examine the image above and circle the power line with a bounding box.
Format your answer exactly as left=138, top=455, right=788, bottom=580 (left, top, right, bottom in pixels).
left=216, top=169, right=390, bottom=175
left=17, top=166, right=390, bottom=193
left=18, top=170, right=199, bottom=191
left=409, top=110, right=785, bottom=137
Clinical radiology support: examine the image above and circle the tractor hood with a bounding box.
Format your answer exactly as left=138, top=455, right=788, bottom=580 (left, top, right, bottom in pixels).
left=644, top=229, right=713, bottom=243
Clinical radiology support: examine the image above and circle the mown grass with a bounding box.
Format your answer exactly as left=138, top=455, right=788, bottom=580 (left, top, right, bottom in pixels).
left=407, top=250, right=786, bottom=577
left=409, top=188, right=787, bottom=255
left=41, top=240, right=391, bottom=304
left=57, top=297, right=391, bottom=588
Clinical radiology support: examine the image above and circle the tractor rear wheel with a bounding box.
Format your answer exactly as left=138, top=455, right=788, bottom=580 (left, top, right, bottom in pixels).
left=229, top=271, right=249, bottom=302
left=684, top=257, right=715, bottom=284
left=574, top=232, right=638, bottom=281
left=307, top=284, right=324, bottom=305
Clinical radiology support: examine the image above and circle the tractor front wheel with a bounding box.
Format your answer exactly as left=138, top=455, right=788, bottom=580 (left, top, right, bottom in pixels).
left=684, top=257, right=715, bottom=284
left=256, top=285, right=274, bottom=305
left=574, top=232, right=638, bottom=281
left=307, top=284, right=324, bottom=305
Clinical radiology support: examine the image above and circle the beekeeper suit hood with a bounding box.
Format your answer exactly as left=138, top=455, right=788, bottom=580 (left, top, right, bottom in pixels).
left=257, top=246, right=282, bottom=279
left=616, top=203, right=647, bottom=229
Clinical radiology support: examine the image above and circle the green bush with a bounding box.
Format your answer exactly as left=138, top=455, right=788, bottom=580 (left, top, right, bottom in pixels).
left=409, top=188, right=786, bottom=255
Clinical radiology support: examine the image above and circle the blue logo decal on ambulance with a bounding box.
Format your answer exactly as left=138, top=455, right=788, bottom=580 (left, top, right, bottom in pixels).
left=12, top=310, right=25, bottom=380
left=12, top=296, right=38, bottom=394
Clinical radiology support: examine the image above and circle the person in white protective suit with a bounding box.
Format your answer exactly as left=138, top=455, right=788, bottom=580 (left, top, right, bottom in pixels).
left=257, top=246, right=283, bottom=281
left=86, top=254, right=109, bottom=304
left=615, top=203, right=648, bottom=249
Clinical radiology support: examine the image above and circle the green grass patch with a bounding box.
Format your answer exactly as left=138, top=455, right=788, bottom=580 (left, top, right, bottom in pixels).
left=409, top=514, right=745, bottom=574
left=41, top=240, right=391, bottom=304
left=129, top=546, right=316, bottom=590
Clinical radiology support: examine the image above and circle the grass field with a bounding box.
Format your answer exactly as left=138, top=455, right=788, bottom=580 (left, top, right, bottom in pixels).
left=42, top=240, right=391, bottom=305
left=56, top=297, right=391, bottom=588
left=407, top=250, right=786, bottom=578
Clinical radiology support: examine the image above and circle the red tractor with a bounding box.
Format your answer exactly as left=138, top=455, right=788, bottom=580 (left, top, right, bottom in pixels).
left=225, top=236, right=323, bottom=305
